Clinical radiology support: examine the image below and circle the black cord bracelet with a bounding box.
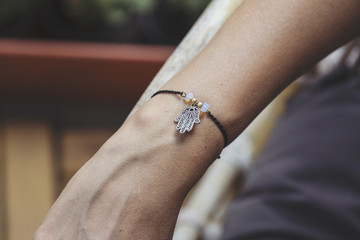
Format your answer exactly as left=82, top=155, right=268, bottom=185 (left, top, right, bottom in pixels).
left=151, top=90, right=228, bottom=148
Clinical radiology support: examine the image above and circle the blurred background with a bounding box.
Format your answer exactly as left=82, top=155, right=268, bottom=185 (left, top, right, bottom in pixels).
left=0, top=0, right=211, bottom=239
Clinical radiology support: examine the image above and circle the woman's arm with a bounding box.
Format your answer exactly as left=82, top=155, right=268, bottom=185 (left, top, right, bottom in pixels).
left=34, top=0, right=360, bottom=239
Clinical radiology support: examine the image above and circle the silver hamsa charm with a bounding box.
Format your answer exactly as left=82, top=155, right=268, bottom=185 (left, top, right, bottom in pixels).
left=174, top=106, right=201, bottom=133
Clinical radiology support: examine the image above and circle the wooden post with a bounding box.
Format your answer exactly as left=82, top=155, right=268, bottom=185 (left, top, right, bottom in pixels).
left=61, top=129, right=114, bottom=183
left=4, top=123, right=55, bottom=240
left=0, top=125, right=7, bottom=240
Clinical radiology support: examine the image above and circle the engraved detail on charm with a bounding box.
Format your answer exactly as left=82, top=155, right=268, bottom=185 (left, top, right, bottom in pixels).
left=174, top=106, right=201, bottom=133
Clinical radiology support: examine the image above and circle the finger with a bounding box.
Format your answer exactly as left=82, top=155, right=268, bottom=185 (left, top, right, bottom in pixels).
left=177, top=113, right=189, bottom=133
left=180, top=118, right=189, bottom=133
left=187, top=116, right=198, bottom=132
left=177, top=119, right=185, bottom=133
left=194, top=111, right=201, bottom=124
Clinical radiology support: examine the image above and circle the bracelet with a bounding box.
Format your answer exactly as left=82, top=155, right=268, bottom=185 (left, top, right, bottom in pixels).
left=151, top=90, right=228, bottom=147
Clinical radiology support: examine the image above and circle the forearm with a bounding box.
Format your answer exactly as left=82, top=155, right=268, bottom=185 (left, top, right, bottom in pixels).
left=163, top=0, right=360, bottom=142
left=121, top=0, right=360, bottom=189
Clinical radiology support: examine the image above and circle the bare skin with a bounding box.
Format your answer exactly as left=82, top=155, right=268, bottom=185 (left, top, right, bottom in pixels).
left=33, top=0, right=360, bottom=239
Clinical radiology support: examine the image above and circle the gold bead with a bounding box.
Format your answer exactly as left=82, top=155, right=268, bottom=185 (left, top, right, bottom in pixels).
left=197, top=102, right=203, bottom=108
left=191, top=98, right=197, bottom=104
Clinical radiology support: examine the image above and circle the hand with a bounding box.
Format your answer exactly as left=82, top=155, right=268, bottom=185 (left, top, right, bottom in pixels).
left=33, top=97, right=222, bottom=240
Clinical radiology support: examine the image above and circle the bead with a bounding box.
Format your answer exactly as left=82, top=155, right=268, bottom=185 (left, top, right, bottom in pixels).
left=191, top=98, right=197, bottom=104
left=197, top=102, right=203, bottom=108
left=181, top=92, right=187, bottom=97
left=184, top=92, right=194, bottom=101
left=200, top=102, right=210, bottom=112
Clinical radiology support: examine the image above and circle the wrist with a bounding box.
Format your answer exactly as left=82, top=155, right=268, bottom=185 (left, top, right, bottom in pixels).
left=102, top=94, right=223, bottom=196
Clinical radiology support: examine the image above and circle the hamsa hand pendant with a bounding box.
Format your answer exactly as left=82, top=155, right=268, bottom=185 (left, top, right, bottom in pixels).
left=174, top=106, right=201, bottom=133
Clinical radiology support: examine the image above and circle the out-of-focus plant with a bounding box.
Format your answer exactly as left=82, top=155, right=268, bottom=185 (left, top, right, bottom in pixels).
left=0, top=0, right=42, bottom=29
left=0, top=0, right=211, bottom=43
left=99, top=0, right=155, bottom=27
left=59, top=0, right=210, bottom=29
left=59, top=0, right=155, bottom=29
left=166, top=0, right=210, bottom=17
left=143, top=0, right=211, bottom=44
left=59, top=0, right=105, bottom=29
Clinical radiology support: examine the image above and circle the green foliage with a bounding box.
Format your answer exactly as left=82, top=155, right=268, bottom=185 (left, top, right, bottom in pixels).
left=59, top=0, right=104, bottom=29
left=60, top=0, right=209, bottom=28
left=0, top=0, right=48, bottom=29
left=167, top=0, right=210, bottom=15
left=98, top=0, right=155, bottom=27
left=0, top=0, right=211, bottom=31
left=59, top=0, right=156, bottom=28
left=0, top=0, right=32, bottom=28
